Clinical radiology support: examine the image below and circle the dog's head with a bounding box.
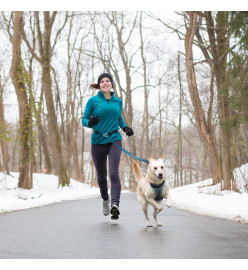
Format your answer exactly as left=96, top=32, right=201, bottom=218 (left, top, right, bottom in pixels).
left=147, top=155, right=166, bottom=181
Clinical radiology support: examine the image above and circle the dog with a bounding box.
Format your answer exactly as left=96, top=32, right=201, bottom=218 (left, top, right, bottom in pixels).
left=133, top=155, right=172, bottom=227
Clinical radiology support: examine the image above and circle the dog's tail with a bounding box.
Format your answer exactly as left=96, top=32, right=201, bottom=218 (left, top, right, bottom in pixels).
left=132, top=161, right=143, bottom=182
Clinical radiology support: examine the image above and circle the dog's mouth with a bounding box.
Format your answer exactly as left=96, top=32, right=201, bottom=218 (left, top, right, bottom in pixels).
left=158, top=175, right=163, bottom=180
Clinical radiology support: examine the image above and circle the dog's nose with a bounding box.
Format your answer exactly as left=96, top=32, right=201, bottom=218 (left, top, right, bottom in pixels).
left=159, top=173, right=163, bottom=177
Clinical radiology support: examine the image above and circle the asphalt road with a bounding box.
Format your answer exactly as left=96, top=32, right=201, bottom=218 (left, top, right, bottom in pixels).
left=0, top=192, right=248, bottom=259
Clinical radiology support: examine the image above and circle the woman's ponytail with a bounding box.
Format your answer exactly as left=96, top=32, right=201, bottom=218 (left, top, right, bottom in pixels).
left=89, top=83, right=99, bottom=90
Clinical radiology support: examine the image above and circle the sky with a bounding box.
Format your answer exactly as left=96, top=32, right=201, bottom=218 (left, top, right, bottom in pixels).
left=2, top=0, right=247, bottom=12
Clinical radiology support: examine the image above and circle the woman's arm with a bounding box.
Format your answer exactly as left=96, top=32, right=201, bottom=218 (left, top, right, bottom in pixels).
left=118, top=100, right=127, bottom=129
left=82, top=98, right=94, bottom=128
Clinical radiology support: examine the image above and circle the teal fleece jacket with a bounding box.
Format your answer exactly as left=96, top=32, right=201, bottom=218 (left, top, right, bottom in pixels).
left=82, top=91, right=127, bottom=144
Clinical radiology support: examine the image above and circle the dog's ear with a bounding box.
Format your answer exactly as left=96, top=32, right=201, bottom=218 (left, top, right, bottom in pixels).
left=158, top=154, right=163, bottom=160
left=148, top=155, right=152, bottom=162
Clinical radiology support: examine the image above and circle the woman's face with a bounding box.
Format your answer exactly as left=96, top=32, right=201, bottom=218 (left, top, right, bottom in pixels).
left=100, top=77, right=112, bottom=93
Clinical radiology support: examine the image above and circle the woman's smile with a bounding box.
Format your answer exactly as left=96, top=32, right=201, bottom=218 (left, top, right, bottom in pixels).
left=100, top=78, right=112, bottom=91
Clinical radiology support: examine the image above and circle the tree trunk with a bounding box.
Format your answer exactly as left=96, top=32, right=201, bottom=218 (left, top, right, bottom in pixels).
left=26, top=55, right=52, bottom=174
left=10, top=11, right=32, bottom=189
left=80, top=124, right=85, bottom=182
left=12, top=134, right=18, bottom=171
left=39, top=12, right=69, bottom=186
left=65, top=15, right=76, bottom=179
left=189, top=140, right=193, bottom=184
left=184, top=12, right=222, bottom=185
left=42, top=62, right=69, bottom=186
left=139, top=12, right=149, bottom=159
left=36, top=96, right=52, bottom=173
left=204, top=11, right=235, bottom=190
left=174, top=148, right=178, bottom=187
left=214, top=12, right=233, bottom=190
left=70, top=117, right=80, bottom=181
left=178, top=53, right=183, bottom=185
left=22, top=11, right=69, bottom=185
left=0, top=84, right=10, bottom=173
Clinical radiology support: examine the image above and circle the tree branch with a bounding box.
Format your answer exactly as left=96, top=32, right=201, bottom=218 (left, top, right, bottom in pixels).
left=51, top=12, right=68, bottom=53
left=22, top=29, right=42, bottom=62
left=35, top=11, right=44, bottom=58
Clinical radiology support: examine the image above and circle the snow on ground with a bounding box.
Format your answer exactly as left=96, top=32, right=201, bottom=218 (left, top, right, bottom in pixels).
left=170, top=180, right=248, bottom=224
left=0, top=164, right=248, bottom=224
left=0, top=172, right=100, bottom=213
left=169, top=163, right=248, bottom=224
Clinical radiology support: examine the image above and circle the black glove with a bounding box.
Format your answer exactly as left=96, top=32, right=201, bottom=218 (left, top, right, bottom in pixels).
left=123, top=126, right=134, bottom=136
left=88, top=116, right=98, bottom=128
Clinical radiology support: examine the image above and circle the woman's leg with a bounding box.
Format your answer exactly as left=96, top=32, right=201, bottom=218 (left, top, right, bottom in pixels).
left=91, top=143, right=109, bottom=201
left=108, top=140, right=122, bottom=206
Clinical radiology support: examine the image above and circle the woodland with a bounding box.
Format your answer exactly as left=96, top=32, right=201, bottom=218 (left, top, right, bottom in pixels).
left=0, top=11, right=247, bottom=192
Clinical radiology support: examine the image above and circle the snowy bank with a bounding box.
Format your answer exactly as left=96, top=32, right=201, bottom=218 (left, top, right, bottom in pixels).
left=0, top=172, right=100, bottom=213
left=170, top=163, right=248, bottom=224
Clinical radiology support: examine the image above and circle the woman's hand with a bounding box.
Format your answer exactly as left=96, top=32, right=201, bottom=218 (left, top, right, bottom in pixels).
left=88, top=116, right=99, bottom=128
left=123, top=126, right=134, bottom=136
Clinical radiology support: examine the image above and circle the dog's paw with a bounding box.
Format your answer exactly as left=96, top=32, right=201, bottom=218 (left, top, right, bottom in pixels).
left=165, top=198, right=172, bottom=208
left=147, top=223, right=153, bottom=227
left=166, top=202, right=172, bottom=208
left=157, top=223, right=163, bottom=227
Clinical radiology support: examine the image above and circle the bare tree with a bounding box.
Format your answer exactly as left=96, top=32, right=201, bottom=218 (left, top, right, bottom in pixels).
left=184, top=12, right=222, bottom=185
left=0, top=71, right=10, bottom=173
left=206, top=11, right=235, bottom=190
left=10, top=11, right=32, bottom=188
left=24, top=13, right=52, bottom=174
left=139, top=12, right=149, bottom=159
left=184, top=11, right=237, bottom=190
left=175, top=53, right=183, bottom=187
left=64, top=13, right=89, bottom=181
left=22, top=11, right=69, bottom=186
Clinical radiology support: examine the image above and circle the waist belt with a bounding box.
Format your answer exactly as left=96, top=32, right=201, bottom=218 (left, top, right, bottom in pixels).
left=94, top=130, right=119, bottom=136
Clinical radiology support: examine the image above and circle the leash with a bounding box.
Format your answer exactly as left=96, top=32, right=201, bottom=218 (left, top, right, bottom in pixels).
left=95, top=130, right=149, bottom=163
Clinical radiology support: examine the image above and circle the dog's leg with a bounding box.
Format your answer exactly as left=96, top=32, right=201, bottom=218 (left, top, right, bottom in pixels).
left=165, top=193, right=172, bottom=208
left=153, top=207, right=163, bottom=226
left=147, top=198, right=163, bottom=226
left=162, top=186, right=172, bottom=208
left=139, top=196, right=152, bottom=227
left=142, top=205, right=153, bottom=227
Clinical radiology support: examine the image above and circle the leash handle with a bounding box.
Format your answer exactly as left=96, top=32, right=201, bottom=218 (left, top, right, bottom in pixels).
left=101, top=132, right=149, bottom=163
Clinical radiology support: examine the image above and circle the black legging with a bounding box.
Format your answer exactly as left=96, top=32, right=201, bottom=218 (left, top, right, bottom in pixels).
left=91, top=140, right=122, bottom=206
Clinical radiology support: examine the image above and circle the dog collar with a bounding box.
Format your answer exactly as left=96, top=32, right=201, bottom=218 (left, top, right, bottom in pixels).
left=150, top=181, right=165, bottom=201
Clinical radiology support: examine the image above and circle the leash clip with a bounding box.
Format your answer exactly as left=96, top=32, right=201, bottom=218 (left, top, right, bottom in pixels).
left=102, top=133, right=109, bottom=138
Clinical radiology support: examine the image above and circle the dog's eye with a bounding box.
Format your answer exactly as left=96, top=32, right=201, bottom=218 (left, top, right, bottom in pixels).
left=161, top=166, right=163, bottom=169
left=154, top=167, right=157, bottom=170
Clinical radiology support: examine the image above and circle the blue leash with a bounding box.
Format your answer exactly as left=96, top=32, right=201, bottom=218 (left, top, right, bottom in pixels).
left=99, top=132, right=149, bottom=163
